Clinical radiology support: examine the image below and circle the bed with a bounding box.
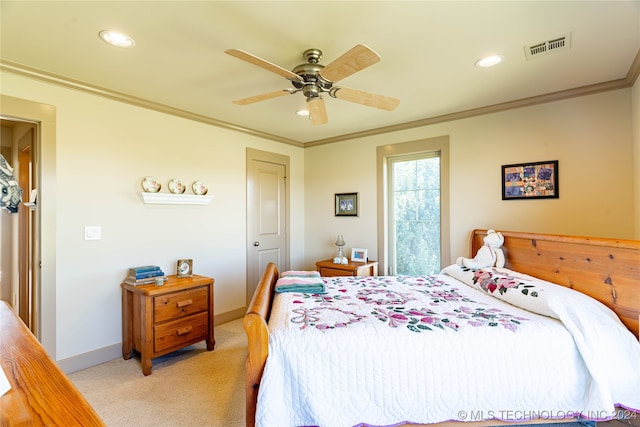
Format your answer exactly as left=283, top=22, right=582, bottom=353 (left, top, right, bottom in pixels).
left=244, top=229, right=640, bottom=427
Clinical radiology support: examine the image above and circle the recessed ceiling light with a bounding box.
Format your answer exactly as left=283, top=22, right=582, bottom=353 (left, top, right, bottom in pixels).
left=296, top=109, right=309, bottom=117
left=99, top=30, right=135, bottom=48
left=475, top=55, right=504, bottom=68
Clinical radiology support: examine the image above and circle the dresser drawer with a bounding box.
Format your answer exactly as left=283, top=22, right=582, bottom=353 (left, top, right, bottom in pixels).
left=154, top=286, right=209, bottom=323
left=320, top=267, right=355, bottom=277
left=154, top=311, right=209, bottom=353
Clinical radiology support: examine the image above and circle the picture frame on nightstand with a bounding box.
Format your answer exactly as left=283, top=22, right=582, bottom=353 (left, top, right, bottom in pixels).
left=351, top=248, right=367, bottom=263
left=176, top=259, right=193, bottom=277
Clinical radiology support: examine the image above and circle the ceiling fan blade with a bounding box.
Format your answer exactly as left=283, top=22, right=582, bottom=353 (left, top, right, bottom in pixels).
left=232, top=90, right=292, bottom=105
left=319, top=44, right=381, bottom=83
left=307, top=98, right=328, bottom=125
left=332, top=87, right=400, bottom=111
left=225, top=49, right=303, bottom=83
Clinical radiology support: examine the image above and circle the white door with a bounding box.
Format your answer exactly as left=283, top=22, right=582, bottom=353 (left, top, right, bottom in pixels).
left=246, top=149, right=289, bottom=305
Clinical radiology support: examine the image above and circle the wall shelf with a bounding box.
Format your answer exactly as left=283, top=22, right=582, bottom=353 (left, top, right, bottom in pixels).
left=139, top=192, right=213, bottom=205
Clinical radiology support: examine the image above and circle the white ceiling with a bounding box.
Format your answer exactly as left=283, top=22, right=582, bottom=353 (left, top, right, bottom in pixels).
left=1, top=1, right=639, bottom=145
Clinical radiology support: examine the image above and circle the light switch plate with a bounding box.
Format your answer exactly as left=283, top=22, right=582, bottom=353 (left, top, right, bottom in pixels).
left=84, top=226, right=101, bottom=240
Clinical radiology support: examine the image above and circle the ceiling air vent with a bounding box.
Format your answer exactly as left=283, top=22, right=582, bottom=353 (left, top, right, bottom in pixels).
left=524, top=33, right=571, bottom=60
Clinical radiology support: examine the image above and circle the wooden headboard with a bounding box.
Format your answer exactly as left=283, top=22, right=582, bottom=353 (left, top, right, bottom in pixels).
left=471, top=229, right=640, bottom=337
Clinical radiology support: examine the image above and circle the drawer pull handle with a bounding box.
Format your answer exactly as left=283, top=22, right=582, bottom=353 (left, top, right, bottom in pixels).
left=177, top=326, right=193, bottom=336
left=177, top=299, right=193, bottom=308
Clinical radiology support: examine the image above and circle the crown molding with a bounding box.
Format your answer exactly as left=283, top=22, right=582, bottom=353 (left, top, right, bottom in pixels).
left=305, top=49, right=640, bottom=147
left=0, top=60, right=303, bottom=148
left=3, top=49, right=639, bottom=149
left=625, top=48, right=640, bottom=84
left=305, top=77, right=633, bottom=147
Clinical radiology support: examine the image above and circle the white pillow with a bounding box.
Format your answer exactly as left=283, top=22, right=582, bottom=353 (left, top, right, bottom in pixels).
left=442, top=264, right=554, bottom=318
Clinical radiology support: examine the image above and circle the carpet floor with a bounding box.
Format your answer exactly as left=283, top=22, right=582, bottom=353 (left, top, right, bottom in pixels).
left=69, top=318, right=246, bottom=427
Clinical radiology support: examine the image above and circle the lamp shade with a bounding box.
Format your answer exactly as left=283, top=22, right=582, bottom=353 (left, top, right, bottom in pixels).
left=335, top=234, right=345, bottom=247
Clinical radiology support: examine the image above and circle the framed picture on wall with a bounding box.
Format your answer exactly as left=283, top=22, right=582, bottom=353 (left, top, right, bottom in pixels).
left=335, top=192, right=359, bottom=216
left=502, top=160, right=559, bottom=200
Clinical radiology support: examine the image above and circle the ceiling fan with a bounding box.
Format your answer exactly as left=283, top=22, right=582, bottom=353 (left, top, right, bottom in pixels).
left=224, top=44, right=400, bottom=125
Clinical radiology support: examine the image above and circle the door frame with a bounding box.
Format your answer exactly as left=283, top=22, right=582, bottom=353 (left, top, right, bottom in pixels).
left=246, top=148, right=290, bottom=305
left=1, top=95, right=57, bottom=355
left=17, top=132, right=36, bottom=331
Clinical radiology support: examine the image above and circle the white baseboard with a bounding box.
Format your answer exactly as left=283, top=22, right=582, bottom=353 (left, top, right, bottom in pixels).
left=57, top=307, right=247, bottom=374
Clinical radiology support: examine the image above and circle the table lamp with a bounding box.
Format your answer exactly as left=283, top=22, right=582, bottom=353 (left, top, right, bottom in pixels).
left=334, top=234, right=348, bottom=264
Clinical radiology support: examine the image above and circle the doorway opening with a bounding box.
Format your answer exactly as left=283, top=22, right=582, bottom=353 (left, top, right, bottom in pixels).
left=1, top=118, right=39, bottom=334
left=1, top=95, right=56, bottom=355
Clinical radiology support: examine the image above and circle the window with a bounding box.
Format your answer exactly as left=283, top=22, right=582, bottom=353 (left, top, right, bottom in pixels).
left=390, top=154, right=440, bottom=275
left=376, top=136, right=450, bottom=276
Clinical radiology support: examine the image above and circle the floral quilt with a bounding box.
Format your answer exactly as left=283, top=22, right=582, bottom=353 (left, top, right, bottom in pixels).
left=287, top=274, right=530, bottom=333
left=256, top=269, right=640, bottom=427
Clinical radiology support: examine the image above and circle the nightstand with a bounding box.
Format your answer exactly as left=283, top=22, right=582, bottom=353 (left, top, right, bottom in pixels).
left=316, top=259, right=378, bottom=277
left=121, top=274, right=215, bottom=375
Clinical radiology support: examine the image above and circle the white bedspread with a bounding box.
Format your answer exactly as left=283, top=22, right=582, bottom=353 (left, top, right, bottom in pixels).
left=256, top=269, right=640, bottom=427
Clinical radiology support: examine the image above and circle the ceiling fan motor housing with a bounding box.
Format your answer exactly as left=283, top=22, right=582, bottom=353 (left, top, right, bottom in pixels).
left=292, top=66, right=332, bottom=99
left=292, top=49, right=333, bottom=99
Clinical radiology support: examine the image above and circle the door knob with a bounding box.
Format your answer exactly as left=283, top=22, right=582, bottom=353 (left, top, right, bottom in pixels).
left=254, top=242, right=260, bottom=246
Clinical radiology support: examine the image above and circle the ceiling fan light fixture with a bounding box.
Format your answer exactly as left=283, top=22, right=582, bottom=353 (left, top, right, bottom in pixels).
left=475, top=55, right=503, bottom=68
left=296, top=109, right=309, bottom=117
left=99, top=30, right=135, bottom=48
left=303, top=83, right=322, bottom=99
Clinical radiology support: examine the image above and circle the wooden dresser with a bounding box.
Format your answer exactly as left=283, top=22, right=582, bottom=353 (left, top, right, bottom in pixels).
left=316, top=259, right=379, bottom=277
left=0, top=301, right=105, bottom=426
left=121, top=274, right=215, bottom=375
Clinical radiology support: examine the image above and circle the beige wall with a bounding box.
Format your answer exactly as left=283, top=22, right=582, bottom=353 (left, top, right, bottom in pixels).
left=304, top=89, right=635, bottom=268
left=1, top=71, right=305, bottom=364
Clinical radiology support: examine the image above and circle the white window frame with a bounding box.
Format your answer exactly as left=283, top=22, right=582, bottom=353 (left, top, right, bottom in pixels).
left=388, top=151, right=441, bottom=275
left=376, top=136, right=450, bottom=276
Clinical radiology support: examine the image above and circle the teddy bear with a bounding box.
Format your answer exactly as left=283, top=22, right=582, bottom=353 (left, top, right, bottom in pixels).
left=456, top=229, right=505, bottom=269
